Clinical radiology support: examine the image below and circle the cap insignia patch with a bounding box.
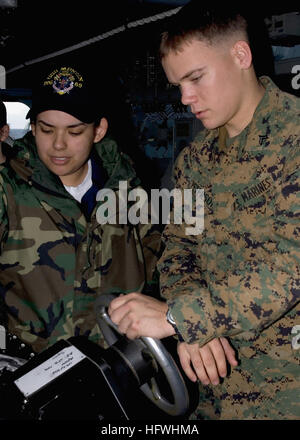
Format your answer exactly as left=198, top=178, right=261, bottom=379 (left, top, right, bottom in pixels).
left=43, top=67, right=83, bottom=95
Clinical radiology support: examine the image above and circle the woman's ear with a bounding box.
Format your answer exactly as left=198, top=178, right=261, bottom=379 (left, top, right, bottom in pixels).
left=31, top=122, right=36, bottom=136
left=94, top=117, right=108, bottom=143
left=231, top=40, right=252, bottom=70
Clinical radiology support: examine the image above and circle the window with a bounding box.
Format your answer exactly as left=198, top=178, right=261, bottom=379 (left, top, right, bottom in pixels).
left=4, top=101, right=30, bottom=139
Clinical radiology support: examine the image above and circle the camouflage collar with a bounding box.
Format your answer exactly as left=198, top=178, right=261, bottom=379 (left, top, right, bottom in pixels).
left=94, top=137, right=138, bottom=190
left=217, top=76, right=282, bottom=160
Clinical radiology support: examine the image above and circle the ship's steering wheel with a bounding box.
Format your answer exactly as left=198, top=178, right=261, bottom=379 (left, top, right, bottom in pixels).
left=95, top=294, right=189, bottom=417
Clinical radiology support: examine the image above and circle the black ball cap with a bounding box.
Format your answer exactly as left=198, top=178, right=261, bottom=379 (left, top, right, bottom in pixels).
left=27, top=66, right=105, bottom=124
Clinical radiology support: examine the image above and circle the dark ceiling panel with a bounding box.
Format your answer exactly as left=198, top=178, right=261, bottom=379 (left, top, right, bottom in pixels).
left=0, top=1, right=299, bottom=88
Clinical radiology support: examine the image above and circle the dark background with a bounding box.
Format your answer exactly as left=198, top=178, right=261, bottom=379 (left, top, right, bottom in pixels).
left=0, top=1, right=299, bottom=88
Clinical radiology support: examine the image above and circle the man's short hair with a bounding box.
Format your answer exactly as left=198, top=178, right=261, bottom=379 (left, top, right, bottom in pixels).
left=159, top=1, right=249, bottom=58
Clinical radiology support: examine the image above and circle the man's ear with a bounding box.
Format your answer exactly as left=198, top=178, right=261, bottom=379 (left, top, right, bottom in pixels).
left=231, top=40, right=252, bottom=70
left=0, top=124, right=9, bottom=142
left=94, top=117, right=108, bottom=143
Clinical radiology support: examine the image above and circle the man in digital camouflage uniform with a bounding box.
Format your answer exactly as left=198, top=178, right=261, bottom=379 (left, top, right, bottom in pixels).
left=0, top=65, right=161, bottom=355
left=108, top=2, right=300, bottom=420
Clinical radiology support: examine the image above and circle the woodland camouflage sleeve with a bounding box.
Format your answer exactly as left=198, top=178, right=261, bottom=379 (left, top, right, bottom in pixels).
left=157, top=146, right=300, bottom=346
left=136, top=222, right=163, bottom=293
